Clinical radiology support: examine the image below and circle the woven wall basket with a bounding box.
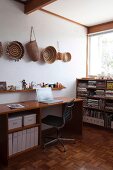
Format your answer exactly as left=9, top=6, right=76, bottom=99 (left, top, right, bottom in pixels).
left=62, top=52, right=71, bottom=62
left=0, top=42, right=3, bottom=57
left=42, top=46, right=57, bottom=64
left=6, top=41, right=24, bottom=61
left=26, top=27, right=39, bottom=62
left=57, top=52, right=71, bottom=62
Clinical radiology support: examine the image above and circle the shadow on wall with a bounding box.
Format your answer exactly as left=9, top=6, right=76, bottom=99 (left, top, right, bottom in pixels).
left=12, top=0, right=24, bottom=13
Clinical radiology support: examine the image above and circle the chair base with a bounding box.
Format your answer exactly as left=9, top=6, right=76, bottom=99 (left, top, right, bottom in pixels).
left=43, top=136, right=75, bottom=152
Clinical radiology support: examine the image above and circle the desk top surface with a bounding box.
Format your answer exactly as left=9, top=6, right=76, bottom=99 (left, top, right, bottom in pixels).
left=0, top=97, right=83, bottom=115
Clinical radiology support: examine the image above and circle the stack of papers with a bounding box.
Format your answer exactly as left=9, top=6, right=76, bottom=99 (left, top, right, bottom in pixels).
left=7, top=104, right=24, bottom=109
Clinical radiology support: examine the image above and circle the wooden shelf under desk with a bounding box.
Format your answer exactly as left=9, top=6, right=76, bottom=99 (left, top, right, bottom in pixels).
left=8, top=123, right=40, bottom=134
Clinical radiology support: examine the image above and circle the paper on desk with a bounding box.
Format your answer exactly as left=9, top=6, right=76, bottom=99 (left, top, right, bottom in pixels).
left=7, top=104, right=24, bottom=109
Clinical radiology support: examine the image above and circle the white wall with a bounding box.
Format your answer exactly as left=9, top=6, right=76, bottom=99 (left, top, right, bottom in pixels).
left=0, top=0, right=87, bottom=104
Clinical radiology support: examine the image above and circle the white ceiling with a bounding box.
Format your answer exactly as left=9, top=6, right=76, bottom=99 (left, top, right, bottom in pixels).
left=43, top=0, right=113, bottom=26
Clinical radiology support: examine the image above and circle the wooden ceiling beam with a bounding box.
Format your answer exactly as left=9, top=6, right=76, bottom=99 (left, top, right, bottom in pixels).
left=25, top=0, right=57, bottom=14
left=88, top=21, right=113, bottom=34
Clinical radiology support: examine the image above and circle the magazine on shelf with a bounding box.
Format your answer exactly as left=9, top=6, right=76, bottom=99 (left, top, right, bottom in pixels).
left=7, top=103, right=25, bottom=109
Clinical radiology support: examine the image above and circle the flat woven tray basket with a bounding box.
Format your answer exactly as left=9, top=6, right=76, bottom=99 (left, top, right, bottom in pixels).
left=6, top=41, right=24, bottom=61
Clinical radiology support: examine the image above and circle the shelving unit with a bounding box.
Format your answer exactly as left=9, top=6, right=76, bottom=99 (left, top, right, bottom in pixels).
left=76, top=78, right=113, bottom=130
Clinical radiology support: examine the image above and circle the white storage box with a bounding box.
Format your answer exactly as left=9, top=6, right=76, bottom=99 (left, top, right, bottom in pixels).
left=23, top=114, right=36, bottom=126
left=8, top=116, right=22, bottom=130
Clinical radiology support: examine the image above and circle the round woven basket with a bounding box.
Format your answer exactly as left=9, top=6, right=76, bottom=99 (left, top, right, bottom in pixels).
left=42, top=46, right=57, bottom=64
left=62, top=52, right=71, bottom=62
left=6, top=41, right=24, bottom=61
left=0, top=42, right=3, bottom=57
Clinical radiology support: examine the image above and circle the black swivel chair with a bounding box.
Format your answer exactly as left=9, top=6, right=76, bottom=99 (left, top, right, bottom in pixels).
left=42, top=99, right=75, bottom=152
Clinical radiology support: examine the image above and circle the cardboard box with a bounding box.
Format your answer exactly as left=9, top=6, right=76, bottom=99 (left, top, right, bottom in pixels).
left=23, top=114, right=36, bottom=126
left=8, top=116, right=22, bottom=130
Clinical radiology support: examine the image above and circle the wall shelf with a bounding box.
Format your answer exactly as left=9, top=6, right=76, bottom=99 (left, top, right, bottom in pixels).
left=0, top=89, right=35, bottom=93
left=0, top=87, right=66, bottom=93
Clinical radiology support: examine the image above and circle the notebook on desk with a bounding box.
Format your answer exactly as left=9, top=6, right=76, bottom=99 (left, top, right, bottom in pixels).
left=36, top=87, right=63, bottom=104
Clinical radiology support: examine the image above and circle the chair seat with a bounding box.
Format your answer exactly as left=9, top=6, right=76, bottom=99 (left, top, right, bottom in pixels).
left=42, top=115, right=63, bottom=127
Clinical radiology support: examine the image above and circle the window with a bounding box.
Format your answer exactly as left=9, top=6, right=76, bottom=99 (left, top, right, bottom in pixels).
left=89, top=31, right=113, bottom=76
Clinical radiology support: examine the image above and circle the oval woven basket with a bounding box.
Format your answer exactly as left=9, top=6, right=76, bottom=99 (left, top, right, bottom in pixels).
left=26, top=27, right=39, bottom=62
left=6, top=41, right=24, bottom=61
left=57, top=52, right=63, bottom=60
left=42, top=46, right=57, bottom=64
left=62, top=52, right=71, bottom=62
left=0, top=42, right=3, bottom=57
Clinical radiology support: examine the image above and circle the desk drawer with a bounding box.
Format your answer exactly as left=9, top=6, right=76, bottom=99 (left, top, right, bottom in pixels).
left=8, top=117, right=22, bottom=130
left=23, top=114, right=36, bottom=126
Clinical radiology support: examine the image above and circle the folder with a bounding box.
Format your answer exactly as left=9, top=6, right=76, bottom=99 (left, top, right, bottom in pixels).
left=26, top=129, right=31, bottom=149
left=30, top=128, right=35, bottom=147
left=8, top=133, right=13, bottom=156
left=34, top=127, right=38, bottom=146
left=17, top=131, right=22, bottom=152
left=13, top=132, right=18, bottom=154
left=22, top=130, right=26, bottom=151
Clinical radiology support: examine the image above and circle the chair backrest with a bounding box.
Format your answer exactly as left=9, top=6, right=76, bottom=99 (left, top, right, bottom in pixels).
left=63, top=99, right=75, bottom=124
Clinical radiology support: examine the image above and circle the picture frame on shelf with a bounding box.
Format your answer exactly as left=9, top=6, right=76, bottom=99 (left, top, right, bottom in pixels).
left=0, top=82, right=7, bottom=90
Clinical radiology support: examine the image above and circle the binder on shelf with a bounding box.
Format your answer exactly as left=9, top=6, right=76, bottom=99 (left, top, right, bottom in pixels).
left=22, top=130, right=26, bottom=151
left=17, top=131, right=22, bottom=152
left=34, top=127, right=38, bottom=146
left=26, top=129, right=31, bottom=149
left=13, top=132, right=18, bottom=154
left=8, top=133, right=13, bottom=156
left=30, top=128, right=35, bottom=147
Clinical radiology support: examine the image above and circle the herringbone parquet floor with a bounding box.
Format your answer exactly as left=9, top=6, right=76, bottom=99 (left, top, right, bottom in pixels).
left=1, top=126, right=113, bottom=170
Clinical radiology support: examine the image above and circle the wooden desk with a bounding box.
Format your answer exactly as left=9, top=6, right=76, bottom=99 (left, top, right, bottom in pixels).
left=0, top=97, right=83, bottom=166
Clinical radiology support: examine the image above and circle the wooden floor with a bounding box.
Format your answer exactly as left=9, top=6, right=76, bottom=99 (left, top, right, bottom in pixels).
left=1, top=126, right=113, bottom=170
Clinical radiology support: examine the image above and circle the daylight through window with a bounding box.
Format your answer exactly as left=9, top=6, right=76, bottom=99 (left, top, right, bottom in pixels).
left=89, top=31, right=113, bottom=77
